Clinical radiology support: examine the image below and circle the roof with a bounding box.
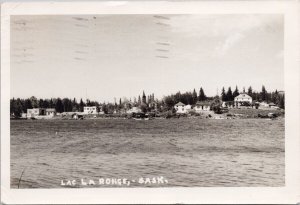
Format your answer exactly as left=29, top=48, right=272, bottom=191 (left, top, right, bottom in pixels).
left=175, top=102, right=185, bottom=106
left=196, top=101, right=211, bottom=106
left=235, top=93, right=252, bottom=99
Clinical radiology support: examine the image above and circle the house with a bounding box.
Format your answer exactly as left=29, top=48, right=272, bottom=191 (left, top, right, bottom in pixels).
left=234, top=93, right=252, bottom=107
left=194, top=101, right=211, bottom=112
left=27, top=108, right=46, bottom=118
left=127, top=106, right=142, bottom=114
left=174, top=102, right=192, bottom=114
left=83, top=106, right=98, bottom=114
left=174, top=102, right=186, bottom=113
left=46, top=108, right=56, bottom=117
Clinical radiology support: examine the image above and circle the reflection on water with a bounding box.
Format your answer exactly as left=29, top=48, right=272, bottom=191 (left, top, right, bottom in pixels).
left=10, top=118, right=284, bottom=188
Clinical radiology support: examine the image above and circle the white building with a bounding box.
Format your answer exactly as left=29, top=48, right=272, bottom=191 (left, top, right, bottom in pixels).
left=46, top=108, right=56, bottom=117
left=194, top=101, right=211, bottom=112
left=83, top=106, right=98, bottom=114
left=174, top=102, right=192, bottom=114
left=234, top=93, right=252, bottom=106
left=27, top=108, right=46, bottom=118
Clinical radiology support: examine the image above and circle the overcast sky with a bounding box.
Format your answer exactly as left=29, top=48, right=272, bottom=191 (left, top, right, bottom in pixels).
left=11, top=14, right=284, bottom=102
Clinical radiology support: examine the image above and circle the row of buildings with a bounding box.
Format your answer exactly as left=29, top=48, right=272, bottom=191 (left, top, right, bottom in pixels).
left=25, top=93, right=282, bottom=118
left=26, top=106, right=99, bottom=119
left=174, top=93, right=281, bottom=114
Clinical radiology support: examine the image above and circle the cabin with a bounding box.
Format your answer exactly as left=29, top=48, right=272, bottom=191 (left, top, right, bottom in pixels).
left=27, top=108, right=46, bottom=118
left=174, top=102, right=186, bottom=113
left=83, top=106, right=98, bottom=114
left=194, top=101, right=211, bottom=112
left=174, top=102, right=192, bottom=114
left=234, top=93, right=252, bottom=107
left=46, top=108, right=56, bottom=117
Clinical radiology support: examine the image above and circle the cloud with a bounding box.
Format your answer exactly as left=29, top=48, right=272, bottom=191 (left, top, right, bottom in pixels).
left=215, top=32, right=245, bottom=55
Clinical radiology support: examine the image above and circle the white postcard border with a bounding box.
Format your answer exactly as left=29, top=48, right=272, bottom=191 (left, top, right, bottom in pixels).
left=1, top=1, right=300, bottom=204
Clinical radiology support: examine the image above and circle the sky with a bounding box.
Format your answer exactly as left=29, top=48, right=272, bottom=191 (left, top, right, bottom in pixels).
left=11, top=14, right=284, bottom=102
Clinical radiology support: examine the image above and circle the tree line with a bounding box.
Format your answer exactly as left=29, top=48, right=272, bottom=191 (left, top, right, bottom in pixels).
left=10, top=85, right=284, bottom=117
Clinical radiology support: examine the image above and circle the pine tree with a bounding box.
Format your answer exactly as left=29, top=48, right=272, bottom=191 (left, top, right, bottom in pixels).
left=279, top=94, right=285, bottom=109
left=248, top=86, right=253, bottom=97
left=24, top=98, right=32, bottom=111
left=49, top=98, right=54, bottom=108
left=221, top=87, right=227, bottom=101
left=233, top=86, right=239, bottom=98
left=260, top=85, right=267, bottom=102
left=226, top=87, right=233, bottom=101
left=272, top=89, right=280, bottom=105
left=192, top=89, right=198, bottom=104
left=142, top=91, right=146, bottom=104
left=199, top=87, right=206, bottom=101
left=79, top=98, right=85, bottom=112
left=39, top=99, right=44, bottom=108
left=55, top=98, right=64, bottom=113
left=14, top=98, right=23, bottom=117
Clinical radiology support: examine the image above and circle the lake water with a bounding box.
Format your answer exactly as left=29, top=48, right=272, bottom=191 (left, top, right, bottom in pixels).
left=10, top=118, right=284, bottom=188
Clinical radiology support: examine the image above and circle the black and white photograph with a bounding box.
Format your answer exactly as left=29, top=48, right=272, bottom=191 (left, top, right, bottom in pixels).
left=1, top=1, right=300, bottom=204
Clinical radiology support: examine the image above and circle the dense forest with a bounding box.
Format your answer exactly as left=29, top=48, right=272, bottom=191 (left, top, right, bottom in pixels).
left=10, top=85, right=284, bottom=117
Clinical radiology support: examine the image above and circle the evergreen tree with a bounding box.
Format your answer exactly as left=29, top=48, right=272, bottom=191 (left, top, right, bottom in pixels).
left=102, top=103, right=108, bottom=114
left=138, top=95, right=141, bottom=104
left=62, top=98, right=69, bottom=112
left=79, top=98, right=85, bottom=112
left=260, top=85, right=267, bottom=102
left=55, top=98, right=64, bottom=113
left=23, top=99, right=32, bottom=112
left=199, top=87, right=206, bottom=101
left=14, top=98, right=23, bottom=117
left=279, top=94, right=285, bottom=109
left=142, top=91, right=146, bottom=104
left=226, top=87, right=233, bottom=101
left=192, top=89, right=198, bottom=104
left=42, top=99, right=50, bottom=108
left=72, top=98, right=78, bottom=111
left=221, top=87, right=227, bottom=101
left=233, top=86, right=239, bottom=98
left=248, top=86, right=253, bottom=97
left=49, top=98, right=54, bottom=108
left=39, top=99, right=44, bottom=108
